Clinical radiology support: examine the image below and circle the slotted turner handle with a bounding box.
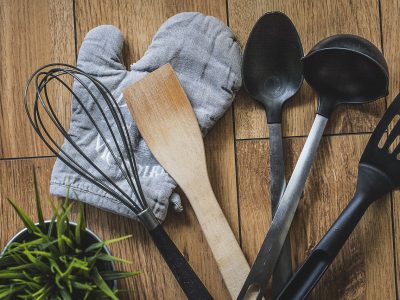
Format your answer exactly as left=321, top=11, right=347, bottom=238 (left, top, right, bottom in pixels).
left=276, top=192, right=369, bottom=299
left=123, top=64, right=252, bottom=299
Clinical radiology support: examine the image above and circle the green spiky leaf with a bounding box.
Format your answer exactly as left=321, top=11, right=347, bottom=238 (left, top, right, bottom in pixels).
left=85, top=235, right=132, bottom=253
left=32, top=167, right=45, bottom=229
left=92, top=268, right=118, bottom=300
left=0, top=174, right=138, bottom=299
left=100, top=270, right=140, bottom=281
left=6, top=198, right=40, bottom=234
left=75, top=201, right=85, bottom=247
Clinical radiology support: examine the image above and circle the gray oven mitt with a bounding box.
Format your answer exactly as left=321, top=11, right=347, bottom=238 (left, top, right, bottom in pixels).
left=50, top=12, right=241, bottom=222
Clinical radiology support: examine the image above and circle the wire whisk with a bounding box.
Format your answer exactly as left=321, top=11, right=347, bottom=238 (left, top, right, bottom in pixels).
left=24, top=63, right=212, bottom=300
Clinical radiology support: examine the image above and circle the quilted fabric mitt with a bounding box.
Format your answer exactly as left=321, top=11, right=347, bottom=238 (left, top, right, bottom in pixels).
left=50, top=12, right=242, bottom=222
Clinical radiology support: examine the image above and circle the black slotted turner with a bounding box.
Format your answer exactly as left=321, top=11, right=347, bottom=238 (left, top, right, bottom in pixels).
left=276, top=93, right=400, bottom=300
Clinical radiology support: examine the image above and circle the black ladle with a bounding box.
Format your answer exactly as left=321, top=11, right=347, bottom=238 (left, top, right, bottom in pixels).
left=239, top=34, right=388, bottom=300
left=242, top=11, right=303, bottom=297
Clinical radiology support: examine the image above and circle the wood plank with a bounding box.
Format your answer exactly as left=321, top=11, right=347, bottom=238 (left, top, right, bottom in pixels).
left=75, top=0, right=226, bottom=64
left=0, top=0, right=75, bottom=158
left=229, top=0, right=385, bottom=139
left=236, top=134, right=395, bottom=299
left=0, top=158, right=56, bottom=249
left=381, top=0, right=400, bottom=106
left=75, top=1, right=237, bottom=298
left=379, top=1, right=400, bottom=297
left=391, top=190, right=400, bottom=299
left=2, top=1, right=395, bottom=300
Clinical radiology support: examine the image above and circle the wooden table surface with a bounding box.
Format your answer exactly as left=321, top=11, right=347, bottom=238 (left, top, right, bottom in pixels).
left=0, top=0, right=399, bottom=299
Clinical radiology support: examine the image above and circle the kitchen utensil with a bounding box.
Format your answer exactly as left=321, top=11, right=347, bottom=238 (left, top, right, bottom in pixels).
left=242, top=11, right=303, bottom=296
left=239, top=34, right=389, bottom=300
left=123, top=64, right=254, bottom=299
left=277, top=92, right=400, bottom=299
left=23, top=64, right=212, bottom=300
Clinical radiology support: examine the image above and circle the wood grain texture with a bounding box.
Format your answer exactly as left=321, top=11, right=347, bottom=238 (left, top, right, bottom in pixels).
left=237, top=134, right=396, bottom=299
left=381, top=0, right=400, bottom=106
left=0, top=0, right=398, bottom=299
left=380, top=1, right=400, bottom=298
left=0, top=158, right=57, bottom=249
left=391, top=188, right=400, bottom=299
left=0, top=0, right=75, bottom=158
left=230, top=0, right=385, bottom=139
left=75, top=0, right=226, bottom=64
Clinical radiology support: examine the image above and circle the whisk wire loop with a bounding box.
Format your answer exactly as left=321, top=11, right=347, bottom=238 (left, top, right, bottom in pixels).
left=24, top=63, right=148, bottom=215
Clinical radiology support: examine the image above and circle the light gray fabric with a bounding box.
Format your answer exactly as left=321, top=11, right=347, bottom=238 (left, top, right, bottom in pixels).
left=50, top=12, right=242, bottom=222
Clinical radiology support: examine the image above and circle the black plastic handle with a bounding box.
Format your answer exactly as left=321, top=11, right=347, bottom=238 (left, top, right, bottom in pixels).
left=149, top=225, right=213, bottom=300
left=268, top=123, right=293, bottom=297
left=276, top=192, right=370, bottom=299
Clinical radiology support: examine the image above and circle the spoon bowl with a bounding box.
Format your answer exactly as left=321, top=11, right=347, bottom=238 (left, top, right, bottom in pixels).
left=240, top=11, right=303, bottom=299
left=243, top=11, right=303, bottom=123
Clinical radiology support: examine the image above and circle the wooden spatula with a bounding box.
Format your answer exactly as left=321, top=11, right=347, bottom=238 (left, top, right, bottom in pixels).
left=123, top=64, right=251, bottom=299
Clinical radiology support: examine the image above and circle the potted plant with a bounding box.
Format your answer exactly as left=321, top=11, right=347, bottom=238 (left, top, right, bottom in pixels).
left=0, top=170, right=138, bottom=299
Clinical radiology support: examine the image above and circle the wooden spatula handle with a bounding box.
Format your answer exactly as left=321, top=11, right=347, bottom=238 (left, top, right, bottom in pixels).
left=184, top=179, right=251, bottom=299
left=122, top=64, right=254, bottom=299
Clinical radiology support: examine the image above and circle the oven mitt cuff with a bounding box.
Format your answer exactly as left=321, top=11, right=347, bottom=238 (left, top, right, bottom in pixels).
left=50, top=12, right=241, bottom=222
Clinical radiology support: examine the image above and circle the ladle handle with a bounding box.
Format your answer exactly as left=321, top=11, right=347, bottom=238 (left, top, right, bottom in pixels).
left=281, top=113, right=328, bottom=210
left=149, top=225, right=213, bottom=300
left=238, top=114, right=328, bottom=300
left=268, top=123, right=292, bottom=297
left=275, top=192, right=370, bottom=299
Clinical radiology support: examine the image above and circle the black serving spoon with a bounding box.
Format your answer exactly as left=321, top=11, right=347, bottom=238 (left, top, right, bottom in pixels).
left=242, top=11, right=303, bottom=296
left=277, top=92, right=400, bottom=299
left=239, top=34, right=388, bottom=300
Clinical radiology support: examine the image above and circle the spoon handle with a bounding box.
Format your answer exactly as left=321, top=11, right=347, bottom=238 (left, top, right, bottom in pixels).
left=268, top=123, right=286, bottom=214
left=268, top=123, right=292, bottom=296
left=238, top=114, right=328, bottom=300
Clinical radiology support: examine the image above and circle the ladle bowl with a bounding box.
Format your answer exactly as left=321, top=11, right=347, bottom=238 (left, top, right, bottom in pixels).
left=303, top=34, right=388, bottom=116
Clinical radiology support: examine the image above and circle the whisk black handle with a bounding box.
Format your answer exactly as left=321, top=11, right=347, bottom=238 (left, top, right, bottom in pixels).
left=149, top=225, right=213, bottom=300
